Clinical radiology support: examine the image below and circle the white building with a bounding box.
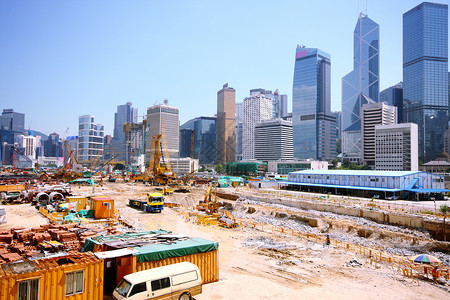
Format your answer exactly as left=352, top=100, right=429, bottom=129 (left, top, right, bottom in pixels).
left=78, top=115, right=104, bottom=162
left=170, top=157, right=199, bottom=176
left=146, top=100, right=179, bottom=159
left=361, top=102, right=397, bottom=167
left=37, top=156, right=64, bottom=168
left=268, top=160, right=328, bottom=175
left=375, top=123, right=418, bottom=171
left=254, top=119, right=293, bottom=161
left=242, top=95, right=272, bottom=160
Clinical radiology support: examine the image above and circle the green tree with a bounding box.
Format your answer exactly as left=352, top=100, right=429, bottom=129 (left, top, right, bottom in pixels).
left=113, top=163, right=125, bottom=171
left=215, top=164, right=224, bottom=174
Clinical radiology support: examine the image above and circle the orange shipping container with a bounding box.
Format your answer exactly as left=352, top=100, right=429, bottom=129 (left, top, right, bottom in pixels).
left=91, top=196, right=114, bottom=219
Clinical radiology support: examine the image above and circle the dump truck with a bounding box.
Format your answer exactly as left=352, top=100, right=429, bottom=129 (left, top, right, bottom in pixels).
left=128, top=192, right=164, bottom=213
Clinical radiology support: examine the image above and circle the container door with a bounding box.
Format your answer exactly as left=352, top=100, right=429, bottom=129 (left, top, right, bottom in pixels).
left=103, top=258, right=117, bottom=295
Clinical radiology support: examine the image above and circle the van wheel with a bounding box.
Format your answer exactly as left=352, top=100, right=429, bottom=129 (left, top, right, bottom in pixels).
left=179, top=292, right=191, bottom=300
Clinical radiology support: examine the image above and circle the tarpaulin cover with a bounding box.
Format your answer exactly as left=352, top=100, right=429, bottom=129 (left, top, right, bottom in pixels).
left=82, top=229, right=170, bottom=252
left=134, top=238, right=219, bottom=263
left=69, top=178, right=95, bottom=185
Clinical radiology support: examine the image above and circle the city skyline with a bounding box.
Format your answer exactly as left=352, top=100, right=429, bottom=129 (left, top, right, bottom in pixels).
left=1, top=1, right=447, bottom=137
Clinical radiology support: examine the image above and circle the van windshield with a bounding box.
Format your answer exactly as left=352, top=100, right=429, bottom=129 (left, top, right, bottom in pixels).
left=115, top=279, right=132, bottom=297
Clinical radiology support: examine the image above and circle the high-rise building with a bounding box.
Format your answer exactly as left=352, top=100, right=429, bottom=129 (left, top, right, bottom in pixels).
left=254, top=119, right=294, bottom=161
left=146, top=100, right=179, bottom=159
left=403, top=2, right=448, bottom=162
left=242, top=94, right=273, bottom=160
left=293, top=46, right=336, bottom=161
left=194, top=117, right=217, bottom=165
left=249, top=88, right=288, bottom=119
left=112, top=102, right=138, bottom=164
left=216, top=83, right=236, bottom=165
left=361, top=102, right=397, bottom=167
left=78, top=115, right=104, bottom=162
left=375, top=123, right=418, bottom=171
left=342, top=13, right=380, bottom=163
left=179, top=118, right=195, bottom=159
left=235, top=102, right=243, bottom=161
left=44, top=132, right=62, bottom=158
left=0, top=109, right=25, bottom=163
left=379, top=82, right=404, bottom=124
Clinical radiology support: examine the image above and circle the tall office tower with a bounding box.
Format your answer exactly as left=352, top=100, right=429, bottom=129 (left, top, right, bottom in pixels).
left=0, top=109, right=25, bottom=163
left=293, top=46, right=337, bottom=161
left=44, top=132, right=62, bottom=157
left=254, top=119, right=294, bottom=161
left=403, top=2, right=448, bottom=162
left=78, top=115, right=104, bottom=162
left=379, top=82, right=404, bottom=123
left=146, top=100, right=180, bottom=158
left=235, top=102, right=243, bottom=161
left=216, top=83, right=236, bottom=165
left=194, top=116, right=217, bottom=164
left=342, top=13, right=379, bottom=164
left=249, top=88, right=288, bottom=119
left=112, top=102, right=138, bottom=163
left=280, top=94, right=288, bottom=118
left=242, top=95, right=273, bottom=160
left=361, top=102, right=397, bottom=167
left=375, top=123, right=418, bottom=171
left=179, top=118, right=195, bottom=158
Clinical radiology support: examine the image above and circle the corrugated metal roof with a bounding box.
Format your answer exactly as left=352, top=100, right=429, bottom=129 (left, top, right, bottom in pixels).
left=279, top=182, right=403, bottom=192
left=289, top=169, right=422, bottom=177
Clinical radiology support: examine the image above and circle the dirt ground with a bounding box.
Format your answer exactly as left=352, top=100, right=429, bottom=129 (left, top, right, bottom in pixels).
left=3, top=182, right=449, bottom=299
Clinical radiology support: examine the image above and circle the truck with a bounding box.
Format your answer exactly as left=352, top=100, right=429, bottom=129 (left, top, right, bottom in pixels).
left=129, top=192, right=164, bottom=213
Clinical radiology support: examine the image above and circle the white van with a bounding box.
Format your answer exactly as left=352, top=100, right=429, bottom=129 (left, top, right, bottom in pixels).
left=112, top=262, right=202, bottom=300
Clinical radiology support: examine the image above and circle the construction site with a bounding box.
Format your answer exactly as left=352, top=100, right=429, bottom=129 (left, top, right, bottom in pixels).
left=0, top=120, right=449, bottom=300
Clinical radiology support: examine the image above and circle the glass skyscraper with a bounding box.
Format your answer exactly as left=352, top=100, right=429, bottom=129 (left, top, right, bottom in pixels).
left=341, top=13, right=379, bottom=163
left=112, top=102, right=138, bottom=163
left=403, top=2, right=448, bottom=162
left=292, top=46, right=336, bottom=161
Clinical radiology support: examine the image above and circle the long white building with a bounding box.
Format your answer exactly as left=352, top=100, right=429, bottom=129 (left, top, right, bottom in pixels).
left=375, top=123, right=418, bottom=171
left=242, top=95, right=272, bottom=160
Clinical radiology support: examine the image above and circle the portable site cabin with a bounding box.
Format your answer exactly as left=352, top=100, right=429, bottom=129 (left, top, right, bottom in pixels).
left=84, top=232, right=219, bottom=295
left=90, top=196, right=114, bottom=219
left=0, top=252, right=103, bottom=300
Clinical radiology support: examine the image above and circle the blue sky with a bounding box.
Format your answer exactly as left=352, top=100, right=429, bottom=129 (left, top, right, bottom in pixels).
left=0, top=0, right=448, bottom=137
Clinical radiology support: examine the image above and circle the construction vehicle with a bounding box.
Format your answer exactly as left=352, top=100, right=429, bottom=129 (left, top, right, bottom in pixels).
left=155, top=186, right=174, bottom=195
left=197, top=182, right=219, bottom=213
left=128, top=192, right=164, bottom=213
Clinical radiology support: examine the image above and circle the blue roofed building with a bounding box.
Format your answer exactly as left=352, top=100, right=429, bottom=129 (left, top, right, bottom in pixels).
left=283, top=169, right=447, bottom=200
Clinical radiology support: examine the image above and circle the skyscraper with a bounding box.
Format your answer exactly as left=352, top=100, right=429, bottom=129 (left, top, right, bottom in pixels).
left=146, top=100, right=179, bottom=159
left=113, top=102, right=138, bottom=163
left=342, top=13, right=380, bottom=163
left=292, top=46, right=336, bottom=161
left=249, top=88, right=288, bottom=119
left=78, top=115, right=104, bottom=162
left=242, top=94, right=273, bottom=160
left=235, top=102, right=243, bottom=161
left=216, top=83, right=235, bottom=165
left=254, top=119, right=294, bottom=161
left=403, top=2, right=448, bottom=162
left=379, top=82, right=404, bottom=124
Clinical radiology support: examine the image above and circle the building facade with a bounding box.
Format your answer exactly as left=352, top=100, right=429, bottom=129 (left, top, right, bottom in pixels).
left=249, top=88, right=288, bottom=119
left=361, top=102, right=397, bottom=167
left=194, top=116, right=216, bottom=165
left=375, top=123, right=418, bottom=171
left=254, top=119, right=294, bottom=161
left=235, top=102, right=243, bottom=161
left=403, top=2, right=448, bottom=162
left=379, top=82, right=404, bottom=124
left=44, top=132, right=62, bottom=158
left=78, top=115, right=104, bottom=162
left=242, top=94, right=273, bottom=160
left=342, top=13, right=380, bottom=163
left=146, top=100, right=179, bottom=159
left=293, top=46, right=336, bottom=161
left=267, top=160, right=328, bottom=175
left=112, top=102, right=138, bottom=163
left=216, top=83, right=236, bottom=165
